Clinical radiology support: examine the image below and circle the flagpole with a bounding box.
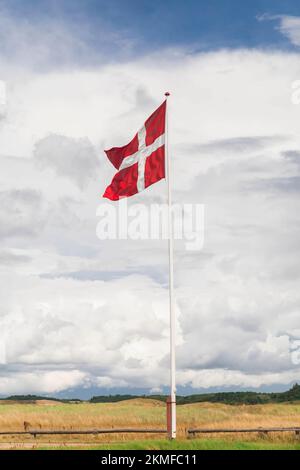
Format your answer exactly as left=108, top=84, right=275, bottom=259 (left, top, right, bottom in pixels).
left=165, top=92, right=176, bottom=439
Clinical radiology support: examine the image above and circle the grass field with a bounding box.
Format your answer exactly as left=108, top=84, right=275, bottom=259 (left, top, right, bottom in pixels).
left=39, top=439, right=300, bottom=450
left=0, top=398, right=300, bottom=449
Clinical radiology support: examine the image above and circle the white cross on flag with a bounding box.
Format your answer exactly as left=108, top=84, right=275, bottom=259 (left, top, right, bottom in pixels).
left=103, top=100, right=166, bottom=200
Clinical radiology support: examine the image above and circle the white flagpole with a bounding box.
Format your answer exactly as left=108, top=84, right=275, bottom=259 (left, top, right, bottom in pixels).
left=165, top=92, right=176, bottom=439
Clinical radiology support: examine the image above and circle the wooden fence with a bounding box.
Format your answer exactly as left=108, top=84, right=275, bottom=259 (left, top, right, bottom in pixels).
left=0, top=426, right=300, bottom=438
left=0, top=428, right=167, bottom=438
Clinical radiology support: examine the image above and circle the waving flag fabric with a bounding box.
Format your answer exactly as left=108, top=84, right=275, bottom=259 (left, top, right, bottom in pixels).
left=103, top=100, right=166, bottom=201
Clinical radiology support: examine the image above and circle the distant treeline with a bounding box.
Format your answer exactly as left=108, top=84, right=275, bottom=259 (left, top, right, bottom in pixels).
left=2, top=384, right=300, bottom=405
left=90, top=384, right=300, bottom=405
left=1, top=395, right=81, bottom=403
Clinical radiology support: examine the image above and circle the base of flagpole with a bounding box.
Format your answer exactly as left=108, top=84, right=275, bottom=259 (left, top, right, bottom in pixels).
left=166, top=396, right=176, bottom=439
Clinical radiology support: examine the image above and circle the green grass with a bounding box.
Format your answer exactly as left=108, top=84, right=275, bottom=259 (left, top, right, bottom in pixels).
left=39, top=438, right=300, bottom=451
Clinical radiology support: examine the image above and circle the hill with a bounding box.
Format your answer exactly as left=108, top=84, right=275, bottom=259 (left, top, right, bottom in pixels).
left=2, top=384, right=300, bottom=405
left=90, top=383, right=300, bottom=405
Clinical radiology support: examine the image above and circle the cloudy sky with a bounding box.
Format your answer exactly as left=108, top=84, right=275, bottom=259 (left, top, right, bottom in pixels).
left=1, top=0, right=300, bottom=398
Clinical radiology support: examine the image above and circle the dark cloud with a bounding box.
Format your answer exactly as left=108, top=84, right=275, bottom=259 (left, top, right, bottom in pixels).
left=34, top=134, right=99, bottom=190
left=0, top=189, right=45, bottom=238
left=282, top=150, right=300, bottom=165
left=177, top=135, right=286, bottom=156
left=0, top=250, right=31, bottom=265
left=40, top=266, right=166, bottom=284
left=249, top=176, right=300, bottom=193
left=176, top=322, right=294, bottom=374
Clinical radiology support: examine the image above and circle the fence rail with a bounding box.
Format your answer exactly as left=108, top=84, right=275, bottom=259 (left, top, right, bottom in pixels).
left=0, top=428, right=167, bottom=437
left=188, top=427, right=300, bottom=436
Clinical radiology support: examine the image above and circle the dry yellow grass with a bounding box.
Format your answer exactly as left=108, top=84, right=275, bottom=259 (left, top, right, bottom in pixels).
left=0, top=399, right=300, bottom=446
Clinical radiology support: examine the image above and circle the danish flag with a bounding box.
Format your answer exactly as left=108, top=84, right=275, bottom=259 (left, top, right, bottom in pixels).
left=103, top=100, right=166, bottom=201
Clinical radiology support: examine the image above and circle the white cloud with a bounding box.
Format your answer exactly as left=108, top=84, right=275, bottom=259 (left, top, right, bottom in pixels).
left=1, top=40, right=300, bottom=394
left=276, top=15, right=300, bottom=47
left=178, top=368, right=300, bottom=389
left=258, top=14, right=300, bottom=47
left=0, top=273, right=172, bottom=393
left=0, top=370, right=87, bottom=395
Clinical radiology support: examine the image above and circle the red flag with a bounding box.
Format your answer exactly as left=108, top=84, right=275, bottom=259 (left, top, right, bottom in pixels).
left=103, top=100, right=166, bottom=201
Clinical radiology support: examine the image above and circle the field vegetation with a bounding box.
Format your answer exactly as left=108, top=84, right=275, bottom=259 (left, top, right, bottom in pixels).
left=0, top=396, right=300, bottom=449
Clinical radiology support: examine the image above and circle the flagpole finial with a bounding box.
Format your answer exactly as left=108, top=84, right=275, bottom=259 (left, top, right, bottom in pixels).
left=165, top=92, right=170, bottom=97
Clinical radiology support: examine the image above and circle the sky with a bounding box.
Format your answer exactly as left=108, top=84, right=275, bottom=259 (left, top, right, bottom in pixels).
left=1, top=0, right=300, bottom=398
